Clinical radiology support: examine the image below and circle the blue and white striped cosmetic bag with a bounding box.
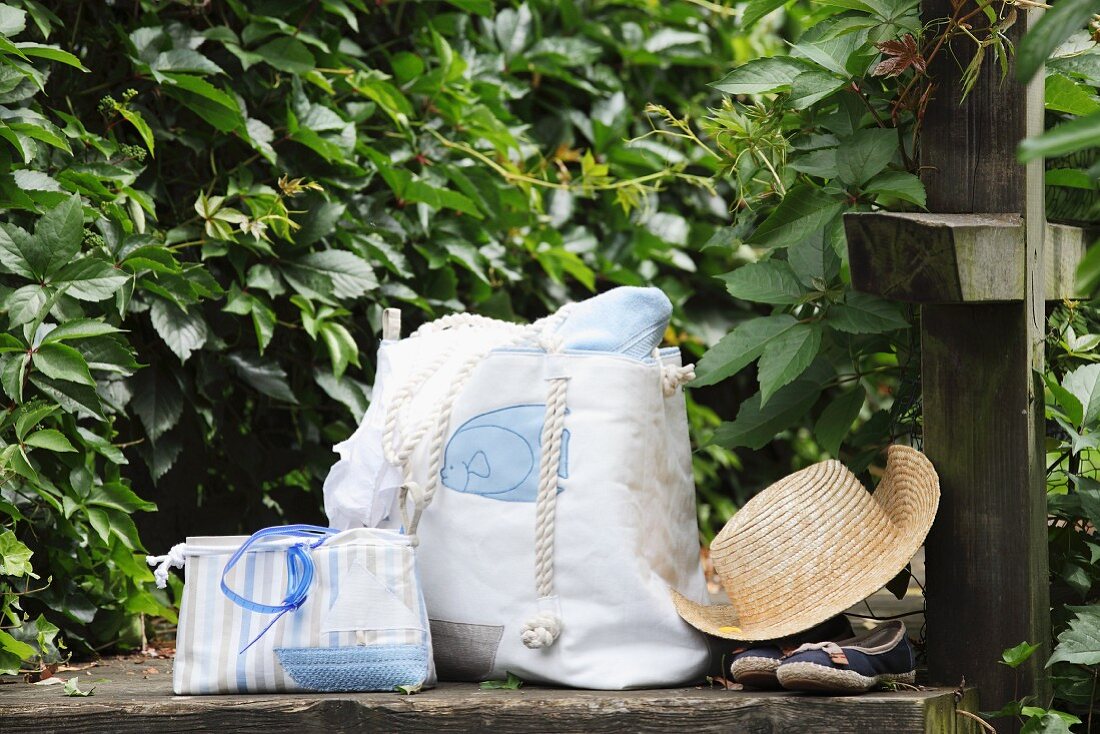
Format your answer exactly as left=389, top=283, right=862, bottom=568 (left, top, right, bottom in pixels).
left=147, top=525, right=434, bottom=695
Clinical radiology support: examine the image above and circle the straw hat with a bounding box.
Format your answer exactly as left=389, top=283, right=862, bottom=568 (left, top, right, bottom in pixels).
left=672, top=445, right=939, bottom=641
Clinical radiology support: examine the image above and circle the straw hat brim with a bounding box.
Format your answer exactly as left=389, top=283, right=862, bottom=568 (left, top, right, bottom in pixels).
left=671, top=446, right=938, bottom=641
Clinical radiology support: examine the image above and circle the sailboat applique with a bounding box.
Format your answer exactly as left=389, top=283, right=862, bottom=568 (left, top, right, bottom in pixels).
left=323, top=558, right=424, bottom=638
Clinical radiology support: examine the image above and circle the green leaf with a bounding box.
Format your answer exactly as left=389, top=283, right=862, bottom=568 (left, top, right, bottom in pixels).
left=1045, top=73, right=1100, bottom=116
left=709, top=57, right=813, bottom=95
left=15, top=401, right=57, bottom=441
left=788, top=230, right=840, bottom=287
left=283, top=251, right=377, bottom=302
left=63, top=676, right=95, bottom=697
left=159, top=72, right=244, bottom=132
left=827, top=291, right=910, bottom=333
left=0, top=628, right=35, bottom=672
left=1019, top=111, right=1100, bottom=161
left=1020, top=713, right=1073, bottom=734
left=864, top=170, right=926, bottom=207
left=0, top=6, right=26, bottom=36
left=319, top=322, right=360, bottom=379
left=1001, top=641, right=1041, bottom=669
left=1047, top=605, right=1100, bottom=667
left=837, top=128, right=898, bottom=186
left=0, top=529, right=33, bottom=577
left=1017, top=0, right=1096, bottom=82
left=712, top=363, right=829, bottom=449
left=50, top=258, right=130, bottom=302
left=254, top=37, right=316, bottom=74
left=789, top=70, right=845, bottom=109
left=28, top=374, right=104, bottom=421
left=757, top=322, right=822, bottom=405
left=742, top=0, right=788, bottom=28
left=814, top=386, right=865, bottom=457
left=23, top=429, right=76, bottom=453
left=32, top=343, right=94, bottom=386
left=0, top=195, right=85, bottom=281
left=693, top=314, right=799, bottom=387
left=226, top=352, right=297, bottom=403
left=0, top=224, right=37, bottom=280
left=1063, top=364, right=1100, bottom=426
left=1078, top=240, right=1100, bottom=297
left=480, top=671, right=524, bottom=690
left=131, top=369, right=183, bottom=442
left=150, top=299, right=208, bottom=363
left=314, top=371, right=370, bottom=419
left=41, top=319, right=122, bottom=344
left=117, top=107, right=155, bottom=158
left=1046, top=371, right=1084, bottom=427
left=747, top=186, right=844, bottom=249
left=14, top=43, right=89, bottom=72
left=720, top=260, right=807, bottom=304
left=494, top=4, right=533, bottom=61
left=150, top=48, right=224, bottom=76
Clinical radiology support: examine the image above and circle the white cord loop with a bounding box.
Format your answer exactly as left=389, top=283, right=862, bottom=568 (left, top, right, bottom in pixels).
left=146, top=542, right=188, bottom=589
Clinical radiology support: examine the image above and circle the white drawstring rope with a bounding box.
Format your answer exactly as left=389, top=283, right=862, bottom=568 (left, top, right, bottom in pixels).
left=522, top=334, right=568, bottom=649
left=653, top=348, right=696, bottom=397
left=146, top=542, right=188, bottom=589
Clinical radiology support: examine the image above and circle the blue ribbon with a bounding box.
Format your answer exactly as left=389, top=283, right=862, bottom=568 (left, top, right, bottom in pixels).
left=220, top=524, right=339, bottom=654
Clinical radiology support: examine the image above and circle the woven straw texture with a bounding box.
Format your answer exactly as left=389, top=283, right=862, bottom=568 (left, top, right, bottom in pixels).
left=672, top=445, right=939, bottom=641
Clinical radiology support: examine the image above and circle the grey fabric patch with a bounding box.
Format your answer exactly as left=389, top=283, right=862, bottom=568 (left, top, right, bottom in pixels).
left=429, top=619, right=504, bottom=681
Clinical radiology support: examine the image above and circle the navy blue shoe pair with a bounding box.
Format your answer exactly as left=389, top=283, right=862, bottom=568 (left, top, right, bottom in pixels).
left=729, top=619, right=916, bottom=694
left=728, top=614, right=853, bottom=690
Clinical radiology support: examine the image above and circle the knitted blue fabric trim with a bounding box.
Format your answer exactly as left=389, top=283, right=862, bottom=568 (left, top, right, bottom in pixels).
left=275, top=643, right=430, bottom=692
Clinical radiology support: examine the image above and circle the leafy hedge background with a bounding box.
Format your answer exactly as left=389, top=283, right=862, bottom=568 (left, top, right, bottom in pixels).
left=0, top=0, right=762, bottom=670
left=0, top=0, right=1099, bottom=725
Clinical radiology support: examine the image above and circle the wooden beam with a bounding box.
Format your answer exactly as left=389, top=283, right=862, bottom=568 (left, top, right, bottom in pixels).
left=916, top=0, right=1051, bottom=723
left=844, top=212, right=1085, bottom=303
left=0, top=657, right=984, bottom=734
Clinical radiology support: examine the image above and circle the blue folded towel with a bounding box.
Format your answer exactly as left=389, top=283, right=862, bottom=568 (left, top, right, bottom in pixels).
left=553, top=287, right=672, bottom=360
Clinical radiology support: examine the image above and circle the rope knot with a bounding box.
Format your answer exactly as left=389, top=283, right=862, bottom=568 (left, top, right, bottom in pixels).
left=146, top=542, right=188, bottom=589
left=521, top=612, right=562, bottom=649
left=661, top=362, right=696, bottom=396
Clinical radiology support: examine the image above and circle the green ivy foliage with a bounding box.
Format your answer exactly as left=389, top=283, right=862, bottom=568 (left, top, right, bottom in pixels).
left=0, top=0, right=780, bottom=672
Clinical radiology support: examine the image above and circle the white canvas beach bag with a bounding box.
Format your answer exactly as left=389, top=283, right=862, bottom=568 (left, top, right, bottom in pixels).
left=324, top=287, right=711, bottom=689
left=147, top=525, right=434, bottom=694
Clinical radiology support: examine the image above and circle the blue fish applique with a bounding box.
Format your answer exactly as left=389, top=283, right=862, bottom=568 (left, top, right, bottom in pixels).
left=440, top=404, right=570, bottom=503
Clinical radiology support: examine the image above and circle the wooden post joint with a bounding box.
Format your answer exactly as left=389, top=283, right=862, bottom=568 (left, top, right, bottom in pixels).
left=844, top=211, right=1087, bottom=303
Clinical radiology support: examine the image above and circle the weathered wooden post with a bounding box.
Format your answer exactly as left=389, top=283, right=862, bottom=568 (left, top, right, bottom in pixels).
left=844, top=2, right=1088, bottom=725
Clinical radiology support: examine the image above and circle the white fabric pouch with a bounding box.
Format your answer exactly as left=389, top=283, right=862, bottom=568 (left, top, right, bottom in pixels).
left=323, top=288, right=712, bottom=689
left=148, top=525, right=434, bottom=694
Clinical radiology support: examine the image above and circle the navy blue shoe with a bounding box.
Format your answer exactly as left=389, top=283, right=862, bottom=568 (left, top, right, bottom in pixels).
left=728, top=614, right=854, bottom=690
left=776, top=621, right=916, bottom=693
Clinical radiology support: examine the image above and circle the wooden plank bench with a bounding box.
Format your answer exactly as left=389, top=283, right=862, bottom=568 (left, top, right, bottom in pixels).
left=0, top=656, right=981, bottom=733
